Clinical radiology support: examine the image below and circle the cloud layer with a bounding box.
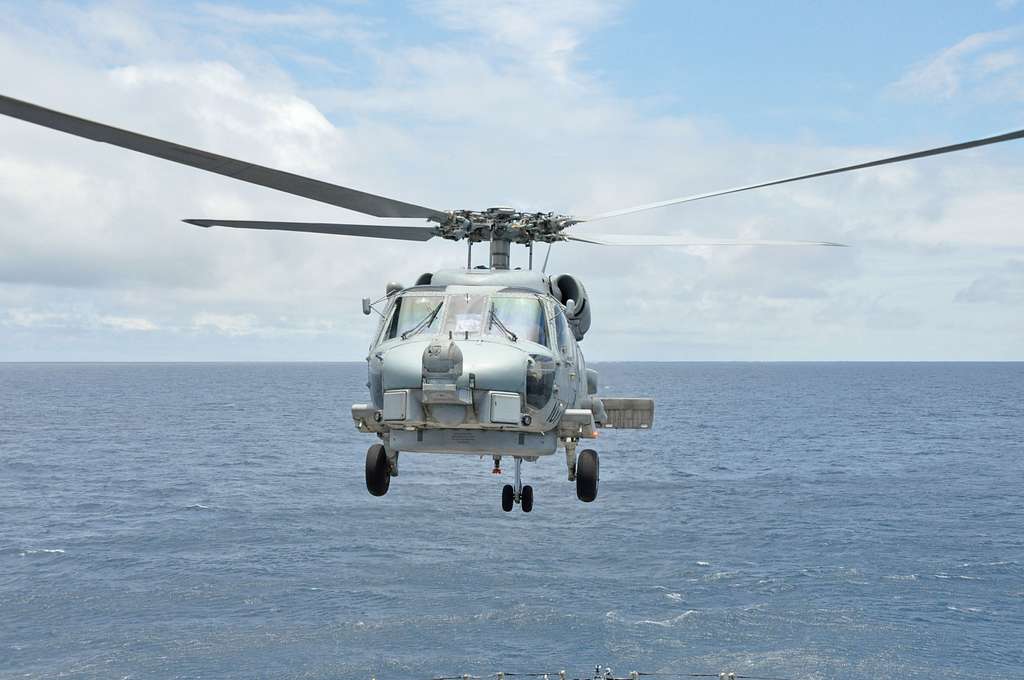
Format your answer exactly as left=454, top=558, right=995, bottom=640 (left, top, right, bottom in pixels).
left=1, top=1, right=1022, bottom=360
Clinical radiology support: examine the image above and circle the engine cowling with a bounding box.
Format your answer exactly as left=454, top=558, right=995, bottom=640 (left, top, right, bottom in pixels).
left=550, top=273, right=591, bottom=340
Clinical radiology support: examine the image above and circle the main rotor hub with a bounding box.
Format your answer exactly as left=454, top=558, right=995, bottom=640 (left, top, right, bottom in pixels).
left=432, top=207, right=577, bottom=245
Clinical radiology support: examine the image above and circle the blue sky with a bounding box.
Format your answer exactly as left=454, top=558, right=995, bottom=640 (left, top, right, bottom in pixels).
left=1, top=1, right=1023, bottom=360
left=593, top=2, right=1024, bottom=141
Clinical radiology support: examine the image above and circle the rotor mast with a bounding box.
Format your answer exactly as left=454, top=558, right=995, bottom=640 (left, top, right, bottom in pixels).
left=489, top=238, right=511, bottom=269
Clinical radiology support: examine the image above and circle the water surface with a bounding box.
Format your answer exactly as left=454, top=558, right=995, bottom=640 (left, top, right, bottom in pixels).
left=1, top=362, right=1021, bottom=679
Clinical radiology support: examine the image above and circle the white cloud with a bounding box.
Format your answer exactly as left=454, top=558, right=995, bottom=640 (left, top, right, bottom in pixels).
left=5, top=308, right=75, bottom=329
left=192, top=312, right=257, bottom=336
left=891, top=27, right=1023, bottom=99
left=194, top=2, right=377, bottom=42
left=955, top=259, right=1024, bottom=303
left=4, top=308, right=156, bottom=331
left=99, top=315, right=158, bottom=331
left=419, top=0, right=620, bottom=83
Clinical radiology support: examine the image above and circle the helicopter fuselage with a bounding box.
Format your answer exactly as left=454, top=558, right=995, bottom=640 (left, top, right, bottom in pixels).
left=352, top=268, right=602, bottom=459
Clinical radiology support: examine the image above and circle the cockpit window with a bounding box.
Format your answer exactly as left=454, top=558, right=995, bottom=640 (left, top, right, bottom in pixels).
left=442, top=294, right=488, bottom=337
left=488, top=296, right=548, bottom=346
left=554, top=308, right=572, bottom=355
left=385, top=294, right=443, bottom=340
left=383, top=292, right=550, bottom=346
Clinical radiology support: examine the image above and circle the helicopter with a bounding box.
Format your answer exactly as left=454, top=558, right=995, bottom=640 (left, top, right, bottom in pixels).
left=2, top=94, right=1022, bottom=512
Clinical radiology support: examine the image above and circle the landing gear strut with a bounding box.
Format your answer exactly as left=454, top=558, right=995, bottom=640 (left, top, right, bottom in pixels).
left=501, top=457, right=533, bottom=513
left=365, top=443, right=391, bottom=496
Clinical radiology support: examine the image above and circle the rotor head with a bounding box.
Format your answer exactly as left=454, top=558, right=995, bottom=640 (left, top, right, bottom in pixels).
left=433, top=207, right=578, bottom=245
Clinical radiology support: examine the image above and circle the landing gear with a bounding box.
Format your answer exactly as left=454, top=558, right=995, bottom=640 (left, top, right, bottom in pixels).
left=365, top=443, right=391, bottom=496
left=564, top=438, right=577, bottom=481
left=576, top=448, right=599, bottom=502
left=521, top=484, right=534, bottom=513
left=499, top=457, right=533, bottom=513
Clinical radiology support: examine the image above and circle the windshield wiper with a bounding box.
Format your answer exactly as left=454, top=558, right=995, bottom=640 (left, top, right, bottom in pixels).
left=401, top=302, right=443, bottom=340
left=489, top=308, right=518, bottom=342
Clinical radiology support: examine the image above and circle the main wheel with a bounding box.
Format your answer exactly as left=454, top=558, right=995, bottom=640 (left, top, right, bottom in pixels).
left=501, top=484, right=514, bottom=512
left=576, top=449, right=599, bottom=502
left=521, top=485, right=534, bottom=513
left=365, top=443, right=390, bottom=496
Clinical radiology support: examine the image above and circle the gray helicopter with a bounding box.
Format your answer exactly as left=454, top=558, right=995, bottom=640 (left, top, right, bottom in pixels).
left=2, top=94, right=1022, bottom=512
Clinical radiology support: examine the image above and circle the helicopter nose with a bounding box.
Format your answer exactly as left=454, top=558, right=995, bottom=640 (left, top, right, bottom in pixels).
left=377, top=338, right=532, bottom=428
left=421, top=338, right=470, bottom=426
left=422, top=338, right=463, bottom=378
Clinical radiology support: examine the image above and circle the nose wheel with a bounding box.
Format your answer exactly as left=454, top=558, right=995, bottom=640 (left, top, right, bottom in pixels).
left=500, top=457, right=533, bottom=513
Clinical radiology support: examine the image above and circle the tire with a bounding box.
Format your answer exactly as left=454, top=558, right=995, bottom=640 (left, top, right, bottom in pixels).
left=576, top=449, right=599, bottom=502
left=501, top=484, right=514, bottom=512
left=365, top=443, right=390, bottom=496
left=521, top=485, right=534, bottom=513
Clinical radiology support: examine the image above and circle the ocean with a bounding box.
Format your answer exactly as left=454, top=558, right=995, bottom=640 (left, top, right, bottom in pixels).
left=1, top=362, right=1022, bottom=679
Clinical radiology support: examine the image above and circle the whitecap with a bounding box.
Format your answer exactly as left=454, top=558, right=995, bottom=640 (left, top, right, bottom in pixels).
left=636, top=610, right=697, bottom=627
left=665, top=592, right=683, bottom=602
left=704, top=570, right=737, bottom=581
left=696, top=561, right=710, bottom=567
left=19, top=548, right=65, bottom=556
left=935, top=573, right=982, bottom=581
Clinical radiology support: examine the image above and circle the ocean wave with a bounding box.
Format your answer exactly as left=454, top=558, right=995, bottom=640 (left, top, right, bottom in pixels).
left=704, top=570, right=738, bottom=581
left=636, top=611, right=697, bottom=627
left=19, top=548, right=66, bottom=556
left=605, top=609, right=697, bottom=627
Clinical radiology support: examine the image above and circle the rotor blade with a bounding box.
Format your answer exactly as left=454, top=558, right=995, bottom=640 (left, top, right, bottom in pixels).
left=184, top=219, right=438, bottom=241
left=566, top=234, right=847, bottom=247
left=582, top=127, right=1024, bottom=221
left=0, top=94, right=446, bottom=220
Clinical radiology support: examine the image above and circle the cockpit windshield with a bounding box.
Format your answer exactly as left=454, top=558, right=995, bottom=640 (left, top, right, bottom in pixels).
left=382, top=291, right=549, bottom=347
left=385, top=294, right=443, bottom=340
left=487, top=296, right=548, bottom=346
left=442, top=294, right=488, bottom=337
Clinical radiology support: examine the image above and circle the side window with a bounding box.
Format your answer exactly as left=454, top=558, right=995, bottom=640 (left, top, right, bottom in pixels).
left=372, top=303, right=392, bottom=347
left=554, top=308, right=573, bottom=356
